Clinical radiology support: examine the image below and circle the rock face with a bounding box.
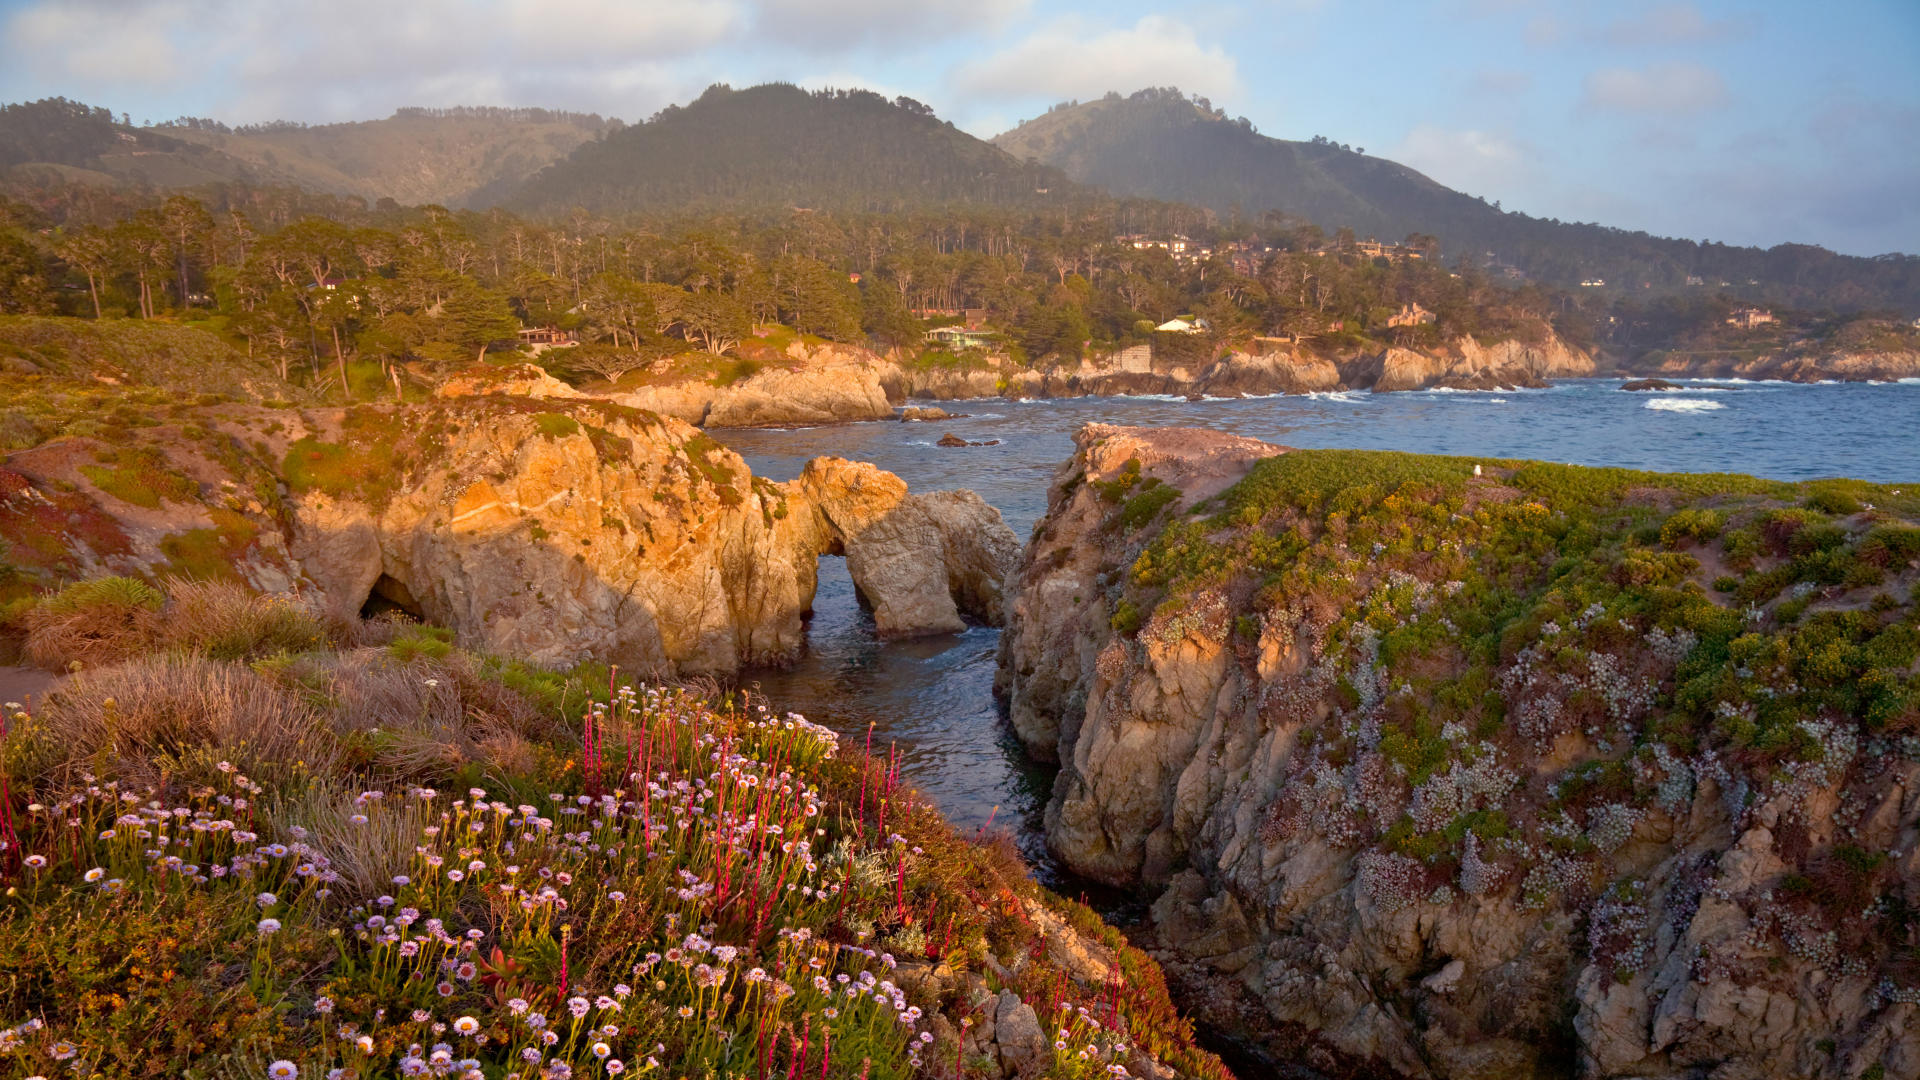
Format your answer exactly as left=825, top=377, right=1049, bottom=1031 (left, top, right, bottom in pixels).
left=286, top=401, right=1018, bottom=671
left=0, top=392, right=1015, bottom=675
left=1634, top=347, right=1920, bottom=384
left=604, top=342, right=899, bottom=427
left=999, top=424, right=1920, bottom=1080
left=1356, top=335, right=1595, bottom=392
left=435, top=362, right=583, bottom=400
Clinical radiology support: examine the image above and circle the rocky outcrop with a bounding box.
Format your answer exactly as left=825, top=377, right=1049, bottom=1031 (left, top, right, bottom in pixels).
left=2, top=394, right=1016, bottom=676
left=435, top=362, right=583, bottom=400
left=284, top=402, right=1017, bottom=671
left=1000, top=424, right=1920, bottom=1080
left=1633, top=347, right=1920, bottom=384
left=1355, top=335, right=1595, bottom=392
left=578, top=330, right=1595, bottom=427
left=786, top=457, right=1021, bottom=637
left=900, top=406, right=963, bottom=421
left=602, top=342, right=899, bottom=427
left=900, top=330, right=1592, bottom=404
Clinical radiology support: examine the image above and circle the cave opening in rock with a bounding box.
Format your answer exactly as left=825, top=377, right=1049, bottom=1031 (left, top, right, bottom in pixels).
left=360, top=573, right=425, bottom=622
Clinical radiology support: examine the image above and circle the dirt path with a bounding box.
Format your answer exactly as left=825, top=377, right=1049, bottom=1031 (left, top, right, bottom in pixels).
left=0, top=665, right=59, bottom=709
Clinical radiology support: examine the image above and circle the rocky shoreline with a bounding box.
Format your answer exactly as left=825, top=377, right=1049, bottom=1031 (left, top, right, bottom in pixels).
left=997, top=424, right=1920, bottom=1080
left=525, top=333, right=1919, bottom=430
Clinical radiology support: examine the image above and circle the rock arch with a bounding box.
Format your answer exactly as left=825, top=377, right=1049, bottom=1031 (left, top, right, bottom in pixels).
left=788, top=458, right=1019, bottom=639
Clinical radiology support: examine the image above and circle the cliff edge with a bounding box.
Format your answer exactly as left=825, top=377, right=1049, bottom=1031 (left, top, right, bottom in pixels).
left=1000, top=425, right=1920, bottom=1079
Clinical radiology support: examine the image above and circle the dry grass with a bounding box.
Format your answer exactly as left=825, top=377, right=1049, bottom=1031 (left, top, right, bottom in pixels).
left=33, top=653, right=336, bottom=787
left=19, top=576, right=163, bottom=671
left=19, top=577, right=337, bottom=672
left=268, top=778, right=438, bottom=905
left=276, top=646, right=569, bottom=785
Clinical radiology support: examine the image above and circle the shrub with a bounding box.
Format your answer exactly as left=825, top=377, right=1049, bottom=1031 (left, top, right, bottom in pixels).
left=1761, top=508, right=1825, bottom=554
left=1859, top=524, right=1920, bottom=568
left=20, top=576, right=164, bottom=671
left=532, top=411, right=581, bottom=439
left=1660, top=508, right=1723, bottom=547
left=1803, top=483, right=1863, bottom=516
left=1093, top=457, right=1143, bottom=502
left=159, top=580, right=331, bottom=661
left=1118, top=480, right=1180, bottom=531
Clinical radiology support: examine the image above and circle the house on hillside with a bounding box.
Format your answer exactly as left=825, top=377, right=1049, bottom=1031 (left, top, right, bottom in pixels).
left=518, top=326, right=577, bottom=348
left=1386, top=302, right=1436, bottom=328
left=1580, top=278, right=1607, bottom=287
left=924, top=325, right=994, bottom=349
left=1726, top=307, right=1776, bottom=329
left=1353, top=239, right=1423, bottom=261
left=1155, top=317, right=1210, bottom=334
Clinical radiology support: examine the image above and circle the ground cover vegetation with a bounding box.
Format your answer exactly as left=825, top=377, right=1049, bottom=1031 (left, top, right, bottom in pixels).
left=0, top=579, right=1227, bottom=1079
left=1097, top=448, right=1920, bottom=981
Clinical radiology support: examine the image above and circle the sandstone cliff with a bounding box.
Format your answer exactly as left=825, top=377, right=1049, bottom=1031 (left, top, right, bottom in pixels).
left=3, top=395, right=1017, bottom=675
left=1000, top=425, right=1920, bottom=1079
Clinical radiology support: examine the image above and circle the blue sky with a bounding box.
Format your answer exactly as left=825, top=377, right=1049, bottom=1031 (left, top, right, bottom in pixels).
left=3, top=0, right=1915, bottom=256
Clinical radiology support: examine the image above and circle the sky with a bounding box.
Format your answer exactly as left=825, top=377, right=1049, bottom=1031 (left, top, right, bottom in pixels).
left=2, top=0, right=1916, bottom=257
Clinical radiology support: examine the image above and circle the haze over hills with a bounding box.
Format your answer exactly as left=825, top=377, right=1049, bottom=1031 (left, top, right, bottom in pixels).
left=0, top=98, right=613, bottom=208
left=995, top=88, right=1920, bottom=310
left=504, top=83, right=1079, bottom=217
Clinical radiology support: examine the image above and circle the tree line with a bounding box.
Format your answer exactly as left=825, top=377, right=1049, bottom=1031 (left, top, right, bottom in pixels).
left=2, top=186, right=1897, bottom=402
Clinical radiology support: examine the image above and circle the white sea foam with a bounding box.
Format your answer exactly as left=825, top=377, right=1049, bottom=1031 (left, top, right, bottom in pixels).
left=1303, top=389, right=1367, bottom=403
left=1644, top=397, right=1726, bottom=413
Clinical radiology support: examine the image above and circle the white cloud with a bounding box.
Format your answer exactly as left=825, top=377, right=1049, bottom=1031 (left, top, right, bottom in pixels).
left=6, top=0, right=193, bottom=88
left=951, top=15, right=1240, bottom=104
left=2, top=0, right=744, bottom=122
left=1392, top=125, right=1532, bottom=198
left=1582, top=63, right=1728, bottom=114
left=751, top=0, right=1030, bottom=50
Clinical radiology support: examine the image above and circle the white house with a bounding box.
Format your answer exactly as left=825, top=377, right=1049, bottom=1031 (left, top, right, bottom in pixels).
left=1155, top=317, right=1209, bottom=334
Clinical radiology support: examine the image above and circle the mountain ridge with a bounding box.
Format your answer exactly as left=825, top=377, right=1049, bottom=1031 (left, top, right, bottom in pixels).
left=504, top=83, right=1083, bottom=216
left=993, top=88, right=1920, bottom=310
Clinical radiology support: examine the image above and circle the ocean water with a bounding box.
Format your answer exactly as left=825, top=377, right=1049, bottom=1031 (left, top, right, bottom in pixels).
left=714, top=378, right=1920, bottom=879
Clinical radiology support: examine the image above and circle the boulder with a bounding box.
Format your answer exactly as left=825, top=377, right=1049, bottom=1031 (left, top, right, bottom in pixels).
left=992, top=991, right=1048, bottom=1078
left=1620, top=378, right=1683, bottom=391
left=900, top=406, right=964, bottom=422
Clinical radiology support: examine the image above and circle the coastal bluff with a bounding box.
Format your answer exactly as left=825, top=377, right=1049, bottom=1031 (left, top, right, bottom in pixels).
left=999, top=423, right=1920, bottom=1079
left=2, top=394, right=1019, bottom=676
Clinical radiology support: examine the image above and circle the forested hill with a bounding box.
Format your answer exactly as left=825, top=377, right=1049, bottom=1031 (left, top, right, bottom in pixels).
left=0, top=98, right=274, bottom=190
left=0, top=98, right=613, bottom=209
left=996, top=89, right=1920, bottom=312
left=506, top=83, right=1081, bottom=216
left=157, top=107, right=615, bottom=209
